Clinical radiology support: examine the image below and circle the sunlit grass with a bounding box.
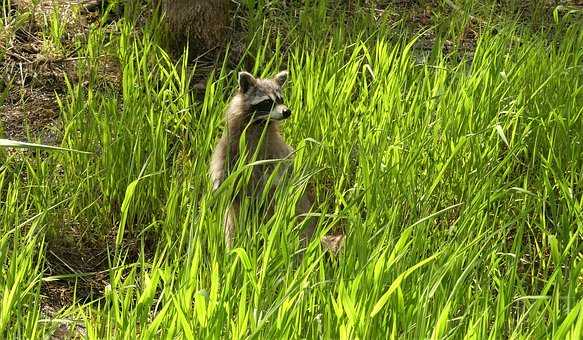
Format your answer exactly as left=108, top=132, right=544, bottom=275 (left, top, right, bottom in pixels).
left=1, top=1, right=582, bottom=338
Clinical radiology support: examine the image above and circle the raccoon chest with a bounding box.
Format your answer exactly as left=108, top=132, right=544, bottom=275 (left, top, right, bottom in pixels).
left=255, top=162, right=290, bottom=187
left=230, top=129, right=294, bottom=196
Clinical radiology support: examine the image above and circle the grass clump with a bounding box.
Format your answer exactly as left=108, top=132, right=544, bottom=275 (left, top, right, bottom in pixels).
left=1, top=0, right=582, bottom=338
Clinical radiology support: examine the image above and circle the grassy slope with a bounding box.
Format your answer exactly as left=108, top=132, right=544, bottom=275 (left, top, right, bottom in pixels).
left=1, top=1, right=583, bottom=338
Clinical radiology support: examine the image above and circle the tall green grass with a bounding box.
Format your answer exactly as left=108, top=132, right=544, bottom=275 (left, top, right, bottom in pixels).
left=1, top=1, right=582, bottom=338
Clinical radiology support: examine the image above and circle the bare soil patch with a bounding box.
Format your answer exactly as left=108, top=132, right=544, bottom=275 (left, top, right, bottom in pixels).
left=0, top=0, right=118, bottom=144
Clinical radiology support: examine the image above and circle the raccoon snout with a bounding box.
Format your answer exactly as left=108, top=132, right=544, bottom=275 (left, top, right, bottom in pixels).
left=282, top=108, right=292, bottom=118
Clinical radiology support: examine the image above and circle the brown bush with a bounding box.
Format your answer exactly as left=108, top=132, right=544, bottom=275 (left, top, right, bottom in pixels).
left=157, top=0, right=232, bottom=60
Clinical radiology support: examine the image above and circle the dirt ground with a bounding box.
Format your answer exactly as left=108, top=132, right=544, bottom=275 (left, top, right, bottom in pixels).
left=1, top=0, right=122, bottom=145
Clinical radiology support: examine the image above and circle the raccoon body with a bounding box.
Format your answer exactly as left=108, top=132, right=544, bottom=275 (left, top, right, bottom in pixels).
left=210, top=70, right=315, bottom=249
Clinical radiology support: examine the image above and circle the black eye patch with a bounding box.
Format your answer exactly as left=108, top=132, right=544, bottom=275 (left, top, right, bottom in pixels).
left=252, top=98, right=275, bottom=113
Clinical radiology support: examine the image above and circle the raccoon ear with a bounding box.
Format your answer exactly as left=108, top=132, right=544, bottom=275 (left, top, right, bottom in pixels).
left=274, top=70, right=288, bottom=87
left=238, top=71, right=256, bottom=92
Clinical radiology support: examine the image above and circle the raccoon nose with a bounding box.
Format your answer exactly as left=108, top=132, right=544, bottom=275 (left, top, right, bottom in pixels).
left=282, top=108, right=292, bottom=118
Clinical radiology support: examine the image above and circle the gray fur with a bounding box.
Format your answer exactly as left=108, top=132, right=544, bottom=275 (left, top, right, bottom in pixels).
left=210, top=70, right=316, bottom=249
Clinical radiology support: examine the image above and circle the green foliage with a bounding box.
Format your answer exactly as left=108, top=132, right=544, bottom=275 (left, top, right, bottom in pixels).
left=1, top=1, right=582, bottom=338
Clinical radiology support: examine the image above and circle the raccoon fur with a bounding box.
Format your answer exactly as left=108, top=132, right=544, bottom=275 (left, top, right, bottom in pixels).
left=209, top=70, right=316, bottom=250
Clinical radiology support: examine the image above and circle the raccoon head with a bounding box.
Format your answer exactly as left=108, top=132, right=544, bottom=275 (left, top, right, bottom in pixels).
left=238, top=70, right=292, bottom=121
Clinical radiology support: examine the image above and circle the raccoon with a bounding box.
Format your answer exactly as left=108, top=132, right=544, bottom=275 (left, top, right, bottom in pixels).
left=209, top=70, right=316, bottom=250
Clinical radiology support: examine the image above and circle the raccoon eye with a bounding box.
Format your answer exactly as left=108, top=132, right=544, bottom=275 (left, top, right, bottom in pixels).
left=274, top=93, right=283, bottom=104
left=252, top=98, right=275, bottom=113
